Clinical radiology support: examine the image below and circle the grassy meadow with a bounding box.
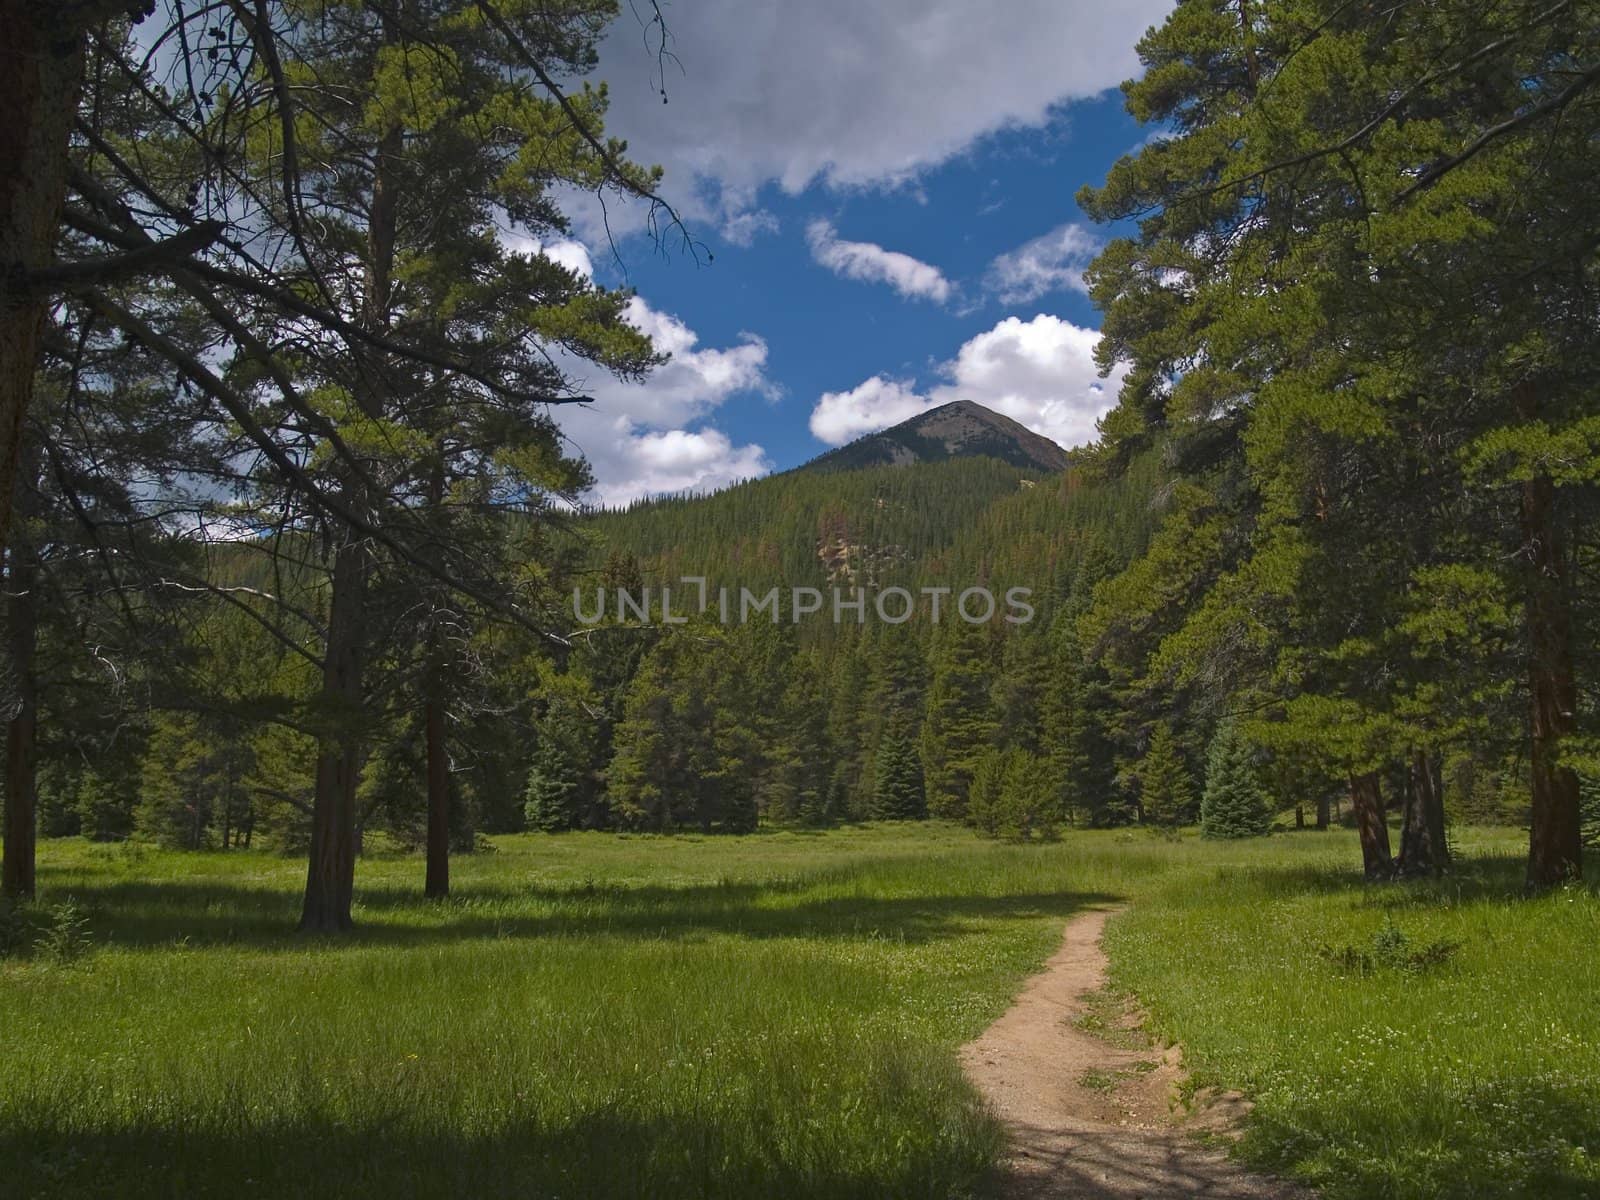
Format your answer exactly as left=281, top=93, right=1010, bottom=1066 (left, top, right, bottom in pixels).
left=1, top=825, right=1596, bottom=1199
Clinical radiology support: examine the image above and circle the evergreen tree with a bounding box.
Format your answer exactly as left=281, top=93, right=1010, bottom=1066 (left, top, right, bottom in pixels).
left=872, top=724, right=926, bottom=821
left=991, top=632, right=1049, bottom=752
left=1139, top=721, right=1196, bottom=828
left=608, top=626, right=760, bottom=833
left=77, top=769, right=135, bottom=843
left=825, top=638, right=874, bottom=819
left=997, top=749, right=1059, bottom=841
left=524, top=668, right=605, bottom=832
left=967, top=748, right=1008, bottom=836
left=138, top=714, right=253, bottom=850
left=765, top=652, right=832, bottom=825
left=1201, top=721, right=1272, bottom=840
left=920, top=617, right=997, bottom=821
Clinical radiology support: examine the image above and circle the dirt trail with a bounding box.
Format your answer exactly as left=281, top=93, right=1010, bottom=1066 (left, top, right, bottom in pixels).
left=960, top=908, right=1309, bottom=1200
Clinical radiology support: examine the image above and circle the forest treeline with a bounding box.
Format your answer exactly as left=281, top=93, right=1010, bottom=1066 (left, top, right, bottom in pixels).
left=0, top=0, right=1596, bottom=933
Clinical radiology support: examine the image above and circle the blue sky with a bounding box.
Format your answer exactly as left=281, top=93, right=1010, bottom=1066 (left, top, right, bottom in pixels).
left=544, top=1, right=1172, bottom=505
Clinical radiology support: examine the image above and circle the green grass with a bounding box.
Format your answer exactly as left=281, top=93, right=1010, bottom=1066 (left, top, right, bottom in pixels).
left=1104, top=828, right=1600, bottom=1199
left=2, top=824, right=1596, bottom=1199
left=0, top=825, right=1135, bottom=1200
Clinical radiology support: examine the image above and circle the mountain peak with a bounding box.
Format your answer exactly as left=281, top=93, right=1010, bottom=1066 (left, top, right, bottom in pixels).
left=804, top=400, right=1069, bottom=474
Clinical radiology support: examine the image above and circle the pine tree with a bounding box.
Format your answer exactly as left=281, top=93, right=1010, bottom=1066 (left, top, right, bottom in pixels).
left=920, top=616, right=997, bottom=821
left=998, top=749, right=1058, bottom=841
left=524, top=667, right=605, bottom=833
left=991, top=632, right=1048, bottom=752
left=524, top=729, right=588, bottom=834
left=1139, top=722, right=1196, bottom=828
left=825, top=640, right=874, bottom=819
left=1200, top=721, right=1272, bottom=840
left=138, top=714, right=253, bottom=850
left=77, top=769, right=134, bottom=843
left=872, top=723, right=926, bottom=821
left=968, top=748, right=1008, bottom=836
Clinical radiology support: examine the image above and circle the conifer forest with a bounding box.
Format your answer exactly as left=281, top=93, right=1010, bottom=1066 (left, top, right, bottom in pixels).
left=0, top=2, right=1596, bottom=1197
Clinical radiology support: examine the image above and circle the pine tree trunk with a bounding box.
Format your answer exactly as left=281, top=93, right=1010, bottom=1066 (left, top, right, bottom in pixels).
left=424, top=675, right=449, bottom=900
left=1396, top=749, right=1445, bottom=877
left=1348, top=771, right=1393, bottom=880
left=299, top=537, right=366, bottom=932
left=1424, top=752, right=1448, bottom=869
left=297, top=53, right=402, bottom=929
left=0, top=4, right=85, bottom=565
left=1517, top=382, right=1582, bottom=887
left=1, top=494, right=37, bottom=899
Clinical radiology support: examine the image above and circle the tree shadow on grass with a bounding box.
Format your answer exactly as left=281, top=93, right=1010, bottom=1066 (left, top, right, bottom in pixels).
left=1217, top=848, right=1579, bottom=907
left=18, top=872, right=1121, bottom=955
left=0, top=1108, right=996, bottom=1200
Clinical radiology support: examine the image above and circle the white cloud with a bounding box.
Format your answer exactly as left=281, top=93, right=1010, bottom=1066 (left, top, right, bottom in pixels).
left=810, top=376, right=939, bottom=445
left=809, top=314, right=1126, bottom=451
left=805, top=220, right=952, bottom=303
left=571, top=0, right=1173, bottom=246
left=540, top=238, right=595, bottom=280
left=503, top=234, right=596, bottom=279
left=556, top=297, right=776, bottom=505
left=985, top=223, right=1100, bottom=303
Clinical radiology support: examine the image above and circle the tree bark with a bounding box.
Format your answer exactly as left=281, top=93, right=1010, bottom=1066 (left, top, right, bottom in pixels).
left=1516, top=382, right=1582, bottom=888
left=1397, top=749, right=1446, bottom=877
left=1348, top=771, right=1393, bottom=880
left=299, top=537, right=366, bottom=932
left=1, top=472, right=38, bottom=899
left=1423, top=750, right=1448, bottom=869
left=424, top=667, right=450, bottom=899
left=0, top=4, right=87, bottom=564
left=1315, top=792, right=1331, bottom=830
left=296, top=27, right=403, bottom=928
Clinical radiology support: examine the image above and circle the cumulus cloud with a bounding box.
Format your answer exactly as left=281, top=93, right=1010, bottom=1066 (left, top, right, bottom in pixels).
left=985, top=223, right=1100, bottom=303
left=806, top=220, right=952, bottom=303
left=570, top=0, right=1172, bottom=245
left=810, top=376, right=939, bottom=445
left=809, top=314, right=1125, bottom=451
left=540, top=238, right=595, bottom=279
left=502, top=234, right=597, bottom=279
left=555, top=297, right=776, bottom=505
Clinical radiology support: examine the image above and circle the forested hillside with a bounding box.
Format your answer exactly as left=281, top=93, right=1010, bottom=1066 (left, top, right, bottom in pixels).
left=1, top=0, right=1595, bottom=930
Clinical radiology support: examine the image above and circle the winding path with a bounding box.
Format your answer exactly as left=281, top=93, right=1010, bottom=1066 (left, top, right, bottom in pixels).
left=960, top=909, right=1309, bottom=1199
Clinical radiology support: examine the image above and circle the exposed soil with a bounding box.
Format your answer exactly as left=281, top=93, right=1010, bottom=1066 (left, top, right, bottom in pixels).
left=960, top=908, right=1310, bottom=1199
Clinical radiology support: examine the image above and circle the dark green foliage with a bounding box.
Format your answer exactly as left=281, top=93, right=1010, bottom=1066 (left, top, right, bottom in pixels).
left=919, top=617, right=998, bottom=821
left=990, top=632, right=1048, bottom=753
left=36, top=763, right=81, bottom=839
left=763, top=652, right=834, bottom=825
left=76, top=770, right=135, bottom=843
left=1201, top=721, right=1271, bottom=840
left=524, top=673, right=606, bottom=833
left=970, top=747, right=1060, bottom=841
left=137, top=715, right=254, bottom=850
left=1319, top=923, right=1463, bottom=978
left=1039, top=618, right=1124, bottom=828
left=871, top=726, right=926, bottom=821
left=608, top=626, right=759, bottom=833
left=1139, top=722, right=1196, bottom=828
left=1582, top=775, right=1600, bottom=850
